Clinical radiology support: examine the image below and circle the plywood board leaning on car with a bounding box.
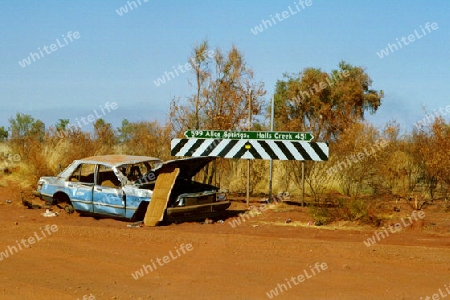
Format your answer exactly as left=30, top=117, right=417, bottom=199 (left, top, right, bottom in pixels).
left=144, top=166, right=180, bottom=226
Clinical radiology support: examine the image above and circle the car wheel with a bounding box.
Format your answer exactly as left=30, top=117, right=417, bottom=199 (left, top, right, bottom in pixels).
left=53, top=193, right=71, bottom=206
left=131, top=201, right=149, bottom=222
left=159, top=210, right=170, bottom=226
left=64, top=204, right=75, bottom=214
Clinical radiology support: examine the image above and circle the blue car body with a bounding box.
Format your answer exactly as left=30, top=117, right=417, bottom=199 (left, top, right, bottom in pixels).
left=35, top=155, right=229, bottom=222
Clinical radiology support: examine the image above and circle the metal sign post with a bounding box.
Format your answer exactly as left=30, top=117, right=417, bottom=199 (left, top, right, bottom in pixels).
left=302, top=161, right=305, bottom=206
left=246, top=90, right=252, bottom=207
left=269, top=96, right=274, bottom=203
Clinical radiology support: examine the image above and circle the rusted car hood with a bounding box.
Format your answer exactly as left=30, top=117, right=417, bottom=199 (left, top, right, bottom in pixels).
left=154, top=156, right=216, bottom=180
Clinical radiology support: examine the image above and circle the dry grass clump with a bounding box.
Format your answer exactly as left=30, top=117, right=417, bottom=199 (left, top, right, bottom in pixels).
left=7, top=131, right=113, bottom=185
left=309, top=197, right=382, bottom=226
left=5, top=122, right=173, bottom=186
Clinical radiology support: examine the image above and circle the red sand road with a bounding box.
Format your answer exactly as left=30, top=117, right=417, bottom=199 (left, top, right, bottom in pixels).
left=0, top=184, right=449, bottom=299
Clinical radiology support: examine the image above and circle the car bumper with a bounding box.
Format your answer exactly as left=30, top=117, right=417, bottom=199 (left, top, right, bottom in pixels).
left=166, top=200, right=231, bottom=221
left=33, top=190, right=53, bottom=203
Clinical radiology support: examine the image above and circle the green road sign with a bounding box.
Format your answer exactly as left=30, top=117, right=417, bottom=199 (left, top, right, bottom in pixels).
left=184, top=130, right=314, bottom=141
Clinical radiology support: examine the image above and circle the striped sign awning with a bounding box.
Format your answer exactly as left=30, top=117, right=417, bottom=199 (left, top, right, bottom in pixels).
left=171, top=138, right=328, bottom=161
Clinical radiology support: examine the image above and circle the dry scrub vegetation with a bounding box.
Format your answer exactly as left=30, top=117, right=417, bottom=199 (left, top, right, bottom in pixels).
left=1, top=40, right=449, bottom=227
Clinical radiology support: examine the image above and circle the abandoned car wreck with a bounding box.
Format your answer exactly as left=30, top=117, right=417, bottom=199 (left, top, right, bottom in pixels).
left=34, top=155, right=230, bottom=225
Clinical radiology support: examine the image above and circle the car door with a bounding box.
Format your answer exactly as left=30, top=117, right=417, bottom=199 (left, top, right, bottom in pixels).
left=66, top=163, right=96, bottom=212
left=93, top=165, right=126, bottom=217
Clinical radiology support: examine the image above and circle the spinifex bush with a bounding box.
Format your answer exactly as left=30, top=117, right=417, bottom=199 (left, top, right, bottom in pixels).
left=308, top=197, right=380, bottom=226
left=336, top=198, right=369, bottom=222
left=309, top=204, right=334, bottom=225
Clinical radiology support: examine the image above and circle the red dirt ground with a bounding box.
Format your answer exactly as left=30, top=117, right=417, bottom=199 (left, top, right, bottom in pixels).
left=0, top=180, right=449, bottom=300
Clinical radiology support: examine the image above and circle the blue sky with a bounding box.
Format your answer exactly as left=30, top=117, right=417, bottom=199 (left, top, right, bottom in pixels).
left=1, top=0, right=449, bottom=135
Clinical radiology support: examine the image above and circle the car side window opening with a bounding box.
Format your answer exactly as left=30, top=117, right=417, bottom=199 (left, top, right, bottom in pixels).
left=128, top=165, right=142, bottom=181
left=119, top=162, right=152, bottom=183
left=69, top=163, right=96, bottom=184
left=98, top=165, right=121, bottom=188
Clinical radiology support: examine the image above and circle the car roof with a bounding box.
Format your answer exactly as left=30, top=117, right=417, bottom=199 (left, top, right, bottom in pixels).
left=78, top=155, right=162, bottom=167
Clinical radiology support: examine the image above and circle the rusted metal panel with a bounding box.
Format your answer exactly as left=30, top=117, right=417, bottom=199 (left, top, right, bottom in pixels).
left=79, top=155, right=162, bottom=167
